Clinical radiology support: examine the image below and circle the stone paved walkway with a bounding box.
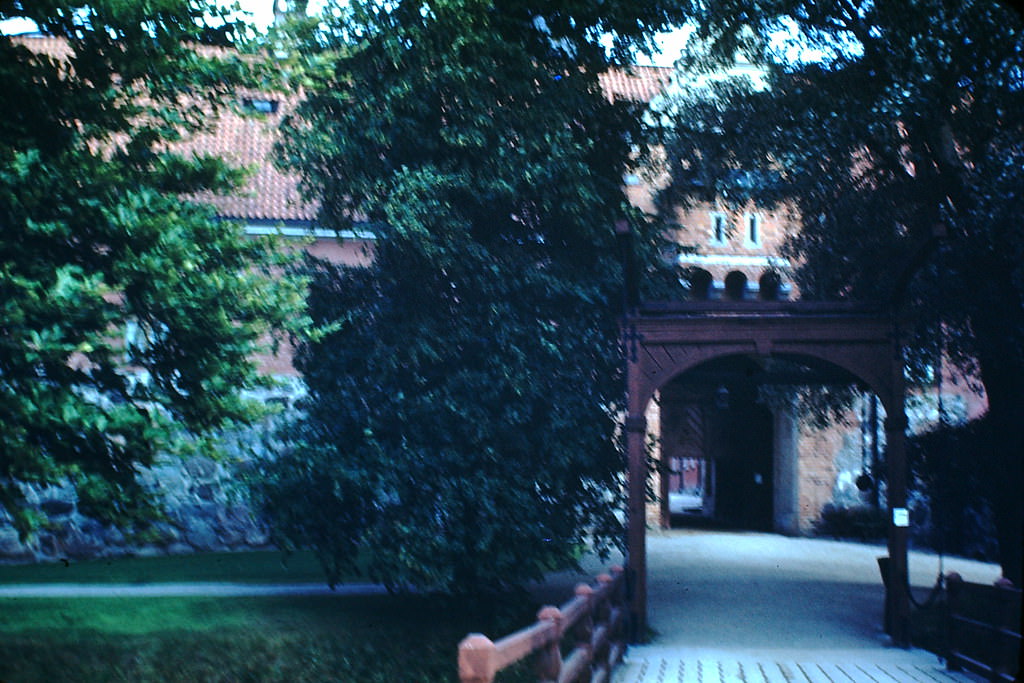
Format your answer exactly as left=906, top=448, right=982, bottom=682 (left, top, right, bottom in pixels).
left=609, top=530, right=998, bottom=683
left=614, top=647, right=974, bottom=682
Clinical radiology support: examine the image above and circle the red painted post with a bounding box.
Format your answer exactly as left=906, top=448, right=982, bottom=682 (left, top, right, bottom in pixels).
left=594, top=574, right=613, bottom=669
left=458, top=633, right=498, bottom=683
left=574, top=583, right=595, bottom=680
left=535, top=606, right=563, bottom=682
left=625, top=412, right=648, bottom=640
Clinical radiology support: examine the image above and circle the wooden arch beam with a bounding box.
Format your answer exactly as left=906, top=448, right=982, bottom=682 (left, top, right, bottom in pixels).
left=622, top=301, right=910, bottom=646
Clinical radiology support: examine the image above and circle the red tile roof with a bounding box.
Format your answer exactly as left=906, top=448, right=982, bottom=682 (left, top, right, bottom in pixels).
left=189, top=99, right=317, bottom=222
left=600, top=65, right=673, bottom=102
left=12, top=35, right=671, bottom=224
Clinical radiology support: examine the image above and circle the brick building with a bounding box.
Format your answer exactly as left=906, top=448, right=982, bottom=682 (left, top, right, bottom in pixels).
left=13, top=35, right=987, bottom=539
left=190, top=55, right=987, bottom=536
left=609, top=64, right=988, bottom=535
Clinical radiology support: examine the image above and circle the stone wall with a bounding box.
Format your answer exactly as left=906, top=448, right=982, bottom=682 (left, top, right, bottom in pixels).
left=0, top=383, right=303, bottom=564
left=0, top=455, right=271, bottom=563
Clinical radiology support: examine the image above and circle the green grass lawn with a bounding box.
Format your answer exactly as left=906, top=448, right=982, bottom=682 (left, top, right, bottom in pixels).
left=0, top=592, right=536, bottom=682
left=0, top=552, right=538, bottom=682
left=0, top=549, right=328, bottom=585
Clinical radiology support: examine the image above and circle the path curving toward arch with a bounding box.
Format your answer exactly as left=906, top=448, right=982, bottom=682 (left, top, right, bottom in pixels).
left=613, top=529, right=996, bottom=682
left=642, top=529, right=998, bottom=650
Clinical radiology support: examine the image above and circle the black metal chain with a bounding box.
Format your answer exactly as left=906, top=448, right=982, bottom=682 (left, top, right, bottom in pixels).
left=907, top=572, right=945, bottom=610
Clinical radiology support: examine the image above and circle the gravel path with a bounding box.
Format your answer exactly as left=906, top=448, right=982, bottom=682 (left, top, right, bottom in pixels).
left=642, top=529, right=999, bottom=649
left=614, top=530, right=997, bottom=682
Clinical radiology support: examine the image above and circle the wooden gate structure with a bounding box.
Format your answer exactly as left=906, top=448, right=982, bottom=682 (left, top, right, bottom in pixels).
left=622, top=300, right=912, bottom=647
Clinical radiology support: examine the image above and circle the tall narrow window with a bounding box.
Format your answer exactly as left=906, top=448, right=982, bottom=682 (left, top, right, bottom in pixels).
left=745, top=213, right=762, bottom=247
left=710, top=212, right=727, bottom=245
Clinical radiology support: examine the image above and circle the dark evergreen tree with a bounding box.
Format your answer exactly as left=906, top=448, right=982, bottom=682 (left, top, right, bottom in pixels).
left=256, top=0, right=686, bottom=593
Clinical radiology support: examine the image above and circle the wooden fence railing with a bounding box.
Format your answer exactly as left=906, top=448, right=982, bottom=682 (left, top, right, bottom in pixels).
left=946, top=572, right=1021, bottom=683
left=458, top=566, right=627, bottom=683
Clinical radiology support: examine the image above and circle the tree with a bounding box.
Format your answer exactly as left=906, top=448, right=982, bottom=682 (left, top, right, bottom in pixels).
left=254, top=0, right=686, bottom=593
left=657, top=0, right=1024, bottom=584
left=0, top=3, right=305, bottom=538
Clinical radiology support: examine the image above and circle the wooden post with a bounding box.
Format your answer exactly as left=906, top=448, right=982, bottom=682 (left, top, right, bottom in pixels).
left=594, top=574, right=613, bottom=670
left=535, top=606, right=563, bottom=683
left=573, top=583, right=595, bottom=680
left=993, top=577, right=1020, bottom=680
left=625, top=412, right=648, bottom=641
left=945, top=572, right=963, bottom=672
left=608, top=566, right=626, bottom=665
left=885, top=410, right=911, bottom=648
left=596, top=573, right=613, bottom=619
left=458, top=634, right=498, bottom=683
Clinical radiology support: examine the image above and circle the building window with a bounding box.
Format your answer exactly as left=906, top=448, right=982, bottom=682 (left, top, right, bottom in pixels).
left=710, top=212, right=727, bottom=245
left=724, top=270, right=748, bottom=300
left=242, top=97, right=279, bottom=114
left=744, top=213, right=762, bottom=247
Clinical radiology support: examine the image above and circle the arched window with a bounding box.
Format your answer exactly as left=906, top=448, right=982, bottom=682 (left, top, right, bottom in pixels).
left=724, top=271, right=748, bottom=300
left=759, top=271, right=782, bottom=300
left=685, top=268, right=713, bottom=300
left=744, top=213, right=762, bottom=247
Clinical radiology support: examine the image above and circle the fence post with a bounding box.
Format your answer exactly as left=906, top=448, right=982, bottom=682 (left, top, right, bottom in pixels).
left=595, top=573, right=613, bottom=670
left=945, top=572, right=963, bottom=672
left=459, top=633, right=498, bottom=683
left=536, top=606, right=563, bottom=683
left=993, top=577, right=1019, bottom=681
left=607, top=566, right=628, bottom=670
left=574, top=583, right=595, bottom=680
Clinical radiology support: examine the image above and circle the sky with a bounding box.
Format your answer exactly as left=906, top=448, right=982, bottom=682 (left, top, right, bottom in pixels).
left=237, top=0, right=689, bottom=66
left=1, top=1, right=690, bottom=68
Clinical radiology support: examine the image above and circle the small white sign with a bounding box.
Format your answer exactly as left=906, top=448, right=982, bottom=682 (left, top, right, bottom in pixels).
left=893, top=508, right=910, bottom=527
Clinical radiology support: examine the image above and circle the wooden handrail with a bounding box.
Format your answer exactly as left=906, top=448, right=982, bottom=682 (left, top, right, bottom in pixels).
left=458, top=566, right=627, bottom=683
left=945, top=572, right=1021, bottom=683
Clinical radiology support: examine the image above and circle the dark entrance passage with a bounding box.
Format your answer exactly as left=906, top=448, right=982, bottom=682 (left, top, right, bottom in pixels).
left=657, top=354, right=859, bottom=535
left=713, top=394, right=774, bottom=531
left=660, top=371, right=776, bottom=532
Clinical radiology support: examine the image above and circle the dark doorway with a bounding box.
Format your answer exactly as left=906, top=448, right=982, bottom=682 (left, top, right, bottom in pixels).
left=660, top=360, right=777, bottom=533
left=709, top=391, right=774, bottom=530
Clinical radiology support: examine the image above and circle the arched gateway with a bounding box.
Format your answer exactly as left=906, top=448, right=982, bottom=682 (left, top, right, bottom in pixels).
left=623, top=300, right=912, bottom=647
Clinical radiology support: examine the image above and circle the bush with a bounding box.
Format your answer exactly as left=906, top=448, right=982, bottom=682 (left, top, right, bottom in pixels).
left=908, top=420, right=1001, bottom=562
left=815, top=504, right=888, bottom=541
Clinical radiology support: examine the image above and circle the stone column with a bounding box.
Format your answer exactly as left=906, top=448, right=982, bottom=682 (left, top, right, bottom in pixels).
left=772, top=404, right=801, bottom=535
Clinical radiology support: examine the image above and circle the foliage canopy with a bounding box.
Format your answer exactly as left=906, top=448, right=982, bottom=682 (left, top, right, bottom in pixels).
left=656, top=0, right=1023, bottom=583
left=255, top=0, right=686, bottom=593
left=0, top=2, right=304, bottom=537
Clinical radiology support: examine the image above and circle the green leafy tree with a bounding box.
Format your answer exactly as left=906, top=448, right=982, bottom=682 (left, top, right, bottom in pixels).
left=254, top=0, right=685, bottom=593
left=657, top=0, right=1023, bottom=583
left=0, top=3, right=305, bottom=537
